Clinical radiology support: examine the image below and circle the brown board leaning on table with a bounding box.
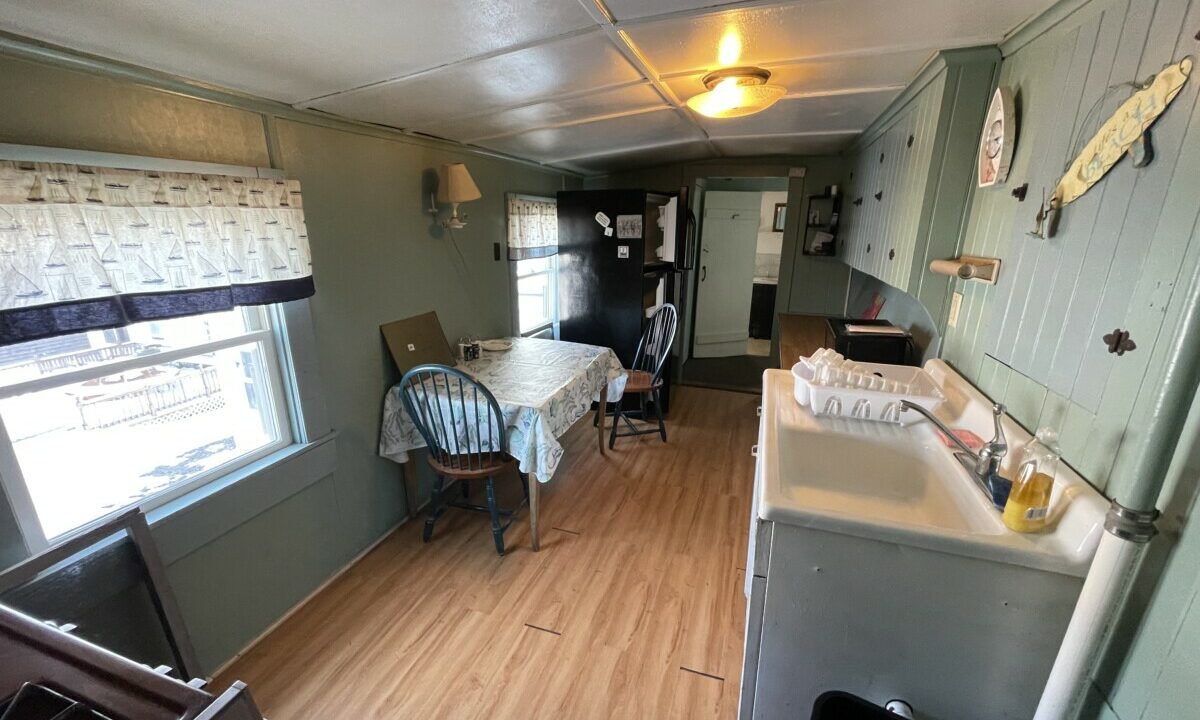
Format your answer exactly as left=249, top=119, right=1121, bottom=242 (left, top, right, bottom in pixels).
left=380, top=311, right=456, bottom=374
left=379, top=311, right=457, bottom=518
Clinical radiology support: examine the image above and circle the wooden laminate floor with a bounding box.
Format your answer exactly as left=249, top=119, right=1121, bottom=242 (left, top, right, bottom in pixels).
left=215, top=385, right=759, bottom=719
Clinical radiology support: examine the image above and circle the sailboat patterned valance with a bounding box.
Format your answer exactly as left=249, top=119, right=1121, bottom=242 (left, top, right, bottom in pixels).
left=506, top=194, right=557, bottom=260
left=0, top=161, right=315, bottom=345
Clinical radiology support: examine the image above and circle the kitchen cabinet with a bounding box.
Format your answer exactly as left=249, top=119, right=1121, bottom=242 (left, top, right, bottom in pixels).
left=839, top=48, right=999, bottom=324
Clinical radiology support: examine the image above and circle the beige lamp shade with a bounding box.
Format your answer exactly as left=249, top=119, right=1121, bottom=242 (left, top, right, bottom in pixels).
left=438, top=163, right=482, bottom=204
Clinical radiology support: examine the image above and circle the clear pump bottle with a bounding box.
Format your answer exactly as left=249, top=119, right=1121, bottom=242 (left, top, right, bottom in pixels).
left=1002, top=428, right=1059, bottom=533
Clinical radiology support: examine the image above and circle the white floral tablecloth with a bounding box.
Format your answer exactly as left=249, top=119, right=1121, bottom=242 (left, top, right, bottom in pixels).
left=379, top=337, right=627, bottom=483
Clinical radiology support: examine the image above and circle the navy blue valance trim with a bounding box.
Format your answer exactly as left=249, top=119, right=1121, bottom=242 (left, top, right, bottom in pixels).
left=507, top=245, right=558, bottom=261
left=0, top=276, right=314, bottom=346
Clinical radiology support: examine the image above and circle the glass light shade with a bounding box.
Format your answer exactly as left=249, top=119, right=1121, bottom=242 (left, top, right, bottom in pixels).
left=687, top=77, right=786, bottom=118
left=438, top=163, right=482, bottom=203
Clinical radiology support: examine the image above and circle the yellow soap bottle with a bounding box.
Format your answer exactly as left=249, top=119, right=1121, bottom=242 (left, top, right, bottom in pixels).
left=1002, top=428, right=1059, bottom=533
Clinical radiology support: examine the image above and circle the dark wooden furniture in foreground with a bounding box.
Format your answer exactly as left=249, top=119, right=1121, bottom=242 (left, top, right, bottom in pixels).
left=0, top=509, right=263, bottom=718
left=0, top=603, right=262, bottom=719
left=0, top=508, right=200, bottom=680
left=398, top=364, right=529, bottom=555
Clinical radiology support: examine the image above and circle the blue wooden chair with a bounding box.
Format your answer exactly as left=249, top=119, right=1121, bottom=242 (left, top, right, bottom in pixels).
left=398, top=364, right=528, bottom=555
left=603, top=303, right=678, bottom=448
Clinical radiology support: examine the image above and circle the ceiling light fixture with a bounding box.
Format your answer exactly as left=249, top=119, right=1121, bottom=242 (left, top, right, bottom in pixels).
left=686, top=66, right=786, bottom=119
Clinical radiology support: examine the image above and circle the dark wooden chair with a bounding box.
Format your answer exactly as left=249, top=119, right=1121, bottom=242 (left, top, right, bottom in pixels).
left=398, top=364, right=528, bottom=555
left=602, top=303, right=679, bottom=448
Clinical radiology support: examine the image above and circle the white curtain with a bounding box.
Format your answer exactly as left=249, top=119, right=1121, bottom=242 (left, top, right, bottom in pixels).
left=506, top=194, right=557, bottom=260
left=0, top=161, right=314, bottom=345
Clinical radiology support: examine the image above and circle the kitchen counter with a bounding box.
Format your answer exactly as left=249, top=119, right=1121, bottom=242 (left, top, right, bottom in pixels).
left=777, top=313, right=835, bottom=368
left=739, top=360, right=1108, bottom=719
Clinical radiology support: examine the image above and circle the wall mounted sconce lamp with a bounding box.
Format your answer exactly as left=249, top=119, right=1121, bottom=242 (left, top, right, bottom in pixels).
left=428, top=162, right=482, bottom=229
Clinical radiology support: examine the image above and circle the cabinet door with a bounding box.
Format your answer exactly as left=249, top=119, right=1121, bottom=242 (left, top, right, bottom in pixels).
left=740, top=574, right=768, bottom=720
left=848, top=140, right=880, bottom=275
left=842, top=78, right=949, bottom=290
left=881, top=107, right=917, bottom=289
left=886, top=76, right=942, bottom=292
left=872, top=127, right=901, bottom=282
left=839, top=158, right=859, bottom=267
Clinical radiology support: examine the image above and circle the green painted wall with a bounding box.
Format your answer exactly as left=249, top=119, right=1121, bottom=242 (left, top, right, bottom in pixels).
left=940, top=0, right=1200, bottom=497
left=0, top=49, right=576, bottom=673
left=924, top=0, right=1200, bottom=717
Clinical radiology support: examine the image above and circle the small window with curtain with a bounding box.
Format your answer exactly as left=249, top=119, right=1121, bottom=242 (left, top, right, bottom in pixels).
left=0, top=157, right=315, bottom=546
left=0, top=307, right=291, bottom=541
left=506, top=194, right=558, bottom=338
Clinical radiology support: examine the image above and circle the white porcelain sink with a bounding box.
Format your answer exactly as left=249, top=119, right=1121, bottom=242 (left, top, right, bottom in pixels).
left=777, top=424, right=1005, bottom=535
left=758, top=362, right=1107, bottom=576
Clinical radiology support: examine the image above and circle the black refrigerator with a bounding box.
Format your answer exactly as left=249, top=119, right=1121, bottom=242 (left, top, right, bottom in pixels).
left=556, top=188, right=694, bottom=413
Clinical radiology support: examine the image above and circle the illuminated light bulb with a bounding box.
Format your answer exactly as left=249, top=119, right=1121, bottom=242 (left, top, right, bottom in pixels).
left=718, top=30, right=742, bottom=66
left=685, top=66, right=786, bottom=119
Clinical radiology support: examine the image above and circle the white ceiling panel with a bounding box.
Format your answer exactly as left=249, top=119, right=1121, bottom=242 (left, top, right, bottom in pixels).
left=711, top=134, right=855, bottom=157
left=0, top=0, right=598, bottom=103
left=693, top=89, right=897, bottom=137
left=556, top=140, right=714, bottom=174
left=477, top=109, right=705, bottom=163
left=663, top=47, right=932, bottom=101
left=624, top=0, right=1054, bottom=76
left=0, top=0, right=1062, bottom=173
left=306, top=31, right=642, bottom=129
left=603, top=0, right=746, bottom=22
left=427, top=84, right=668, bottom=142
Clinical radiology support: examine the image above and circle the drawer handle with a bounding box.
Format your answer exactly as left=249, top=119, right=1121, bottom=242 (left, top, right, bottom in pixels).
left=751, top=444, right=759, bottom=457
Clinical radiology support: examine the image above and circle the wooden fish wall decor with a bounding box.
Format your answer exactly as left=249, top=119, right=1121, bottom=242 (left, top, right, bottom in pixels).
left=1054, top=56, right=1192, bottom=207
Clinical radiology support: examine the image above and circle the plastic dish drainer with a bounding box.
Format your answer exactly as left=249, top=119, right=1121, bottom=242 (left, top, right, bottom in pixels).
left=791, top=358, right=946, bottom=425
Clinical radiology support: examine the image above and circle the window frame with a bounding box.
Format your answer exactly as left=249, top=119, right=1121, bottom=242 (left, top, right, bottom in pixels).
left=506, top=193, right=560, bottom=339
left=0, top=143, right=330, bottom=562
left=512, top=254, right=559, bottom=338
left=0, top=305, right=294, bottom=553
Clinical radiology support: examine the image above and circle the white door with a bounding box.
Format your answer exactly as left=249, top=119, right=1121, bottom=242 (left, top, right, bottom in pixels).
left=693, top=191, right=762, bottom=358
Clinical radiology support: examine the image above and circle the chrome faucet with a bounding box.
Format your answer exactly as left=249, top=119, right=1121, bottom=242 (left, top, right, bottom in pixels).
left=900, top=400, right=1009, bottom=506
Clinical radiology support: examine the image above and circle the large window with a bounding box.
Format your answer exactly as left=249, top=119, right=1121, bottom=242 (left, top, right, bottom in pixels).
left=514, top=256, right=559, bottom=337
left=0, top=307, right=291, bottom=545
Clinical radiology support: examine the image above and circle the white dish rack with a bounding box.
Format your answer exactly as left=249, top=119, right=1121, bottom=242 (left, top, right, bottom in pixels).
left=791, top=356, right=945, bottom=425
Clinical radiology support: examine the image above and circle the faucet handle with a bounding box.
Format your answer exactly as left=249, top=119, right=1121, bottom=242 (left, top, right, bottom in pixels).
left=989, top=403, right=1007, bottom=449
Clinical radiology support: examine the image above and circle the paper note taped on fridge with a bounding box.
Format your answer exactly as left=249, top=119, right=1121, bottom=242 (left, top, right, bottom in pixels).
left=616, top=215, right=643, bottom=239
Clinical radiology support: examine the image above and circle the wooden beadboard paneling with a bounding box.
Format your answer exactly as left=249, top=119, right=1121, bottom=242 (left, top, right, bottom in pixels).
left=941, top=0, right=1200, bottom=494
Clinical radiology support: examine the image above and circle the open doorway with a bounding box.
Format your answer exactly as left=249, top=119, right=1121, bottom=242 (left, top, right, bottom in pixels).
left=684, top=176, right=791, bottom=391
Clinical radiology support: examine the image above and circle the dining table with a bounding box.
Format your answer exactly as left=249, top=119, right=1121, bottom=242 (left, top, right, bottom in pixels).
left=378, top=336, right=627, bottom=550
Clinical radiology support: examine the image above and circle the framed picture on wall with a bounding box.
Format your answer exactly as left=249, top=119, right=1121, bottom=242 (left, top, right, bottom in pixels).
left=772, top=203, right=787, bottom=232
